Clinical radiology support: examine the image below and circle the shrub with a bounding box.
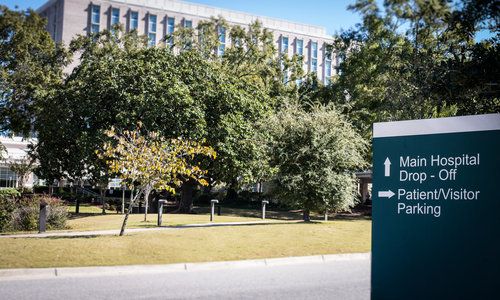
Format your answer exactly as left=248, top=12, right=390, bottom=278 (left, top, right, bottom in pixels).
left=0, top=189, right=19, bottom=231
left=46, top=205, right=68, bottom=229
left=8, top=195, right=68, bottom=231
left=10, top=206, right=38, bottom=231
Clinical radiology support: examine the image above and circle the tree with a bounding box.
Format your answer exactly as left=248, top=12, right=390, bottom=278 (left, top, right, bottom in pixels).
left=0, top=5, right=66, bottom=136
left=329, top=0, right=499, bottom=141
left=172, top=19, right=296, bottom=209
left=98, top=125, right=216, bottom=235
left=32, top=28, right=204, bottom=188
left=33, top=20, right=296, bottom=213
left=264, top=102, right=367, bottom=221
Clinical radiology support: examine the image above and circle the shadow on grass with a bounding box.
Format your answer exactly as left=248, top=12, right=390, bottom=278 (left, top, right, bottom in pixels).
left=164, top=221, right=301, bottom=229
left=68, top=212, right=121, bottom=220
left=43, top=235, right=100, bottom=240
left=192, top=206, right=372, bottom=222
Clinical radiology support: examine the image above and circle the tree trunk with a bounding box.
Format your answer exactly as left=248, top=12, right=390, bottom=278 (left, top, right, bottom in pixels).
left=224, top=179, right=238, bottom=203
left=178, top=179, right=195, bottom=213
left=120, top=189, right=143, bottom=236
left=143, top=186, right=151, bottom=222
left=121, top=186, right=125, bottom=214
left=303, top=209, right=311, bottom=222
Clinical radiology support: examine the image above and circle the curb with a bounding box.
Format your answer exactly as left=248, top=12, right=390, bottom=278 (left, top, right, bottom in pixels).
left=0, top=253, right=370, bottom=281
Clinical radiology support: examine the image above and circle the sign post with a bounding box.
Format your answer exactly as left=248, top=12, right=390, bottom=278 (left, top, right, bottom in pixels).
left=372, top=114, right=500, bottom=300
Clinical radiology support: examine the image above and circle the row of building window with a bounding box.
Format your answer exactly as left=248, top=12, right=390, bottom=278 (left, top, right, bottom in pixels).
left=89, top=5, right=336, bottom=82
left=0, top=167, right=18, bottom=188
left=90, top=5, right=193, bottom=48
left=281, top=35, right=335, bottom=83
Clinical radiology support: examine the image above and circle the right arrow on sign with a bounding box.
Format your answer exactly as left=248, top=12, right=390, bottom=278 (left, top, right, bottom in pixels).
left=378, top=190, right=395, bottom=199
left=384, top=157, right=391, bottom=177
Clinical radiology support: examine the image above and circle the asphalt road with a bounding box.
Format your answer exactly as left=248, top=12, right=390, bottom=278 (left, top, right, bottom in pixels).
left=0, top=258, right=370, bottom=300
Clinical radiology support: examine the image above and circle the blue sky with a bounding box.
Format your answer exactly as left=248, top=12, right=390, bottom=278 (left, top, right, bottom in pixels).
left=0, top=0, right=363, bottom=36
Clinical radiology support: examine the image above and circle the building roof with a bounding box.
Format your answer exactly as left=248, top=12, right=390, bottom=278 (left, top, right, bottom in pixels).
left=0, top=137, right=36, bottom=162
left=37, top=0, right=333, bottom=40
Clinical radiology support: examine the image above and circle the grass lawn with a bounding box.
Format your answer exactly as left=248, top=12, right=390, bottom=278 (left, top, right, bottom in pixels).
left=66, top=203, right=115, bottom=214
left=0, top=220, right=371, bottom=268
left=66, top=212, right=268, bottom=231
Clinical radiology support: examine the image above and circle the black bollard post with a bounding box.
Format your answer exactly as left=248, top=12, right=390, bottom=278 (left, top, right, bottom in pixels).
left=157, top=200, right=166, bottom=226
left=217, top=205, right=221, bottom=216
left=39, top=203, right=47, bottom=233
left=210, top=199, right=219, bottom=222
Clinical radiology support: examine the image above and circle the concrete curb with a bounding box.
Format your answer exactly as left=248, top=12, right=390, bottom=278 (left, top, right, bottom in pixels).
left=0, top=253, right=370, bottom=281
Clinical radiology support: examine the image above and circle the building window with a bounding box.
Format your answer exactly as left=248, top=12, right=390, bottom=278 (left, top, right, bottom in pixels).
left=295, top=39, right=305, bottom=85
left=148, top=14, right=157, bottom=47
left=129, top=11, right=138, bottom=31
left=0, top=167, right=17, bottom=188
left=281, top=36, right=289, bottom=54
left=111, top=8, right=120, bottom=27
left=324, top=49, right=332, bottom=84
left=167, top=17, right=175, bottom=46
left=335, top=54, right=342, bottom=75
left=310, top=41, right=318, bottom=73
left=218, top=26, right=226, bottom=56
left=296, top=39, right=303, bottom=56
left=183, top=19, right=192, bottom=28
left=90, top=5, right=100, bottom=34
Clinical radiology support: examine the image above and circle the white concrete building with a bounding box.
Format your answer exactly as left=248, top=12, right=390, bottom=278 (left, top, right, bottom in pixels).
left=0, top=137, right=38, bottom=189
left=37, top=0, right=337, bottom=84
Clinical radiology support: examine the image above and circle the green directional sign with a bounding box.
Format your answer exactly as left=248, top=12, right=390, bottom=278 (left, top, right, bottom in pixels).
left=372, top=114, right=500, bottom=300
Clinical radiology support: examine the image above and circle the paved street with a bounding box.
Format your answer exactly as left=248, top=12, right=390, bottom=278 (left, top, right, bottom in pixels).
left=0, top=256, right=370, bottom=300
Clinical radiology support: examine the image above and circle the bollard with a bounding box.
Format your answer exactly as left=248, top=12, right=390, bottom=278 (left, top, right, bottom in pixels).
left=157, top=200, right=166, bottom=226
left=262, top=200, right=269, bottom=220
left=39, top=203, right=47, bottom=233
left=324, top=209, right=329, bottom=221
left=217, top=205, right=221, bottom=216
left=210, top=199, right=219, bottom=222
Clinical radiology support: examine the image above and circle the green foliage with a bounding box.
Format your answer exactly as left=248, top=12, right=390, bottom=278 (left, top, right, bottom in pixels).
left=0, top=189, right=18, bottom=231
left=264, top=102, right=368, bottom=219
left=34, top=20, right=287, bottom=191
left=0, top=188, right=20, bottom=197
left=0, top=5, right=67, bottom=136
left=329, top=0, right=499, bottom=141
left=99, top=125, right=216, bottom=194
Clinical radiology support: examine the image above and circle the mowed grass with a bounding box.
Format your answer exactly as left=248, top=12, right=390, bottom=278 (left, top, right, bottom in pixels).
left=0, top=220, right=371, bottom=268
left=66, top=203, right=115, bottom=214
left=66, top=213, right=267, bottom=231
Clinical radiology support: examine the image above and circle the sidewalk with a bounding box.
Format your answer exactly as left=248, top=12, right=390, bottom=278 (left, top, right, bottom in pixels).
left=0, top=220, right=297, bottom=238
left=0, top=252, right=370, bottom=281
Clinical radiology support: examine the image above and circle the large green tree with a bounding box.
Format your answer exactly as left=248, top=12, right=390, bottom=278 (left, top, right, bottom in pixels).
left=0, top=6, right=66, bottom=136
left=34, top=28, right=204, bottom=186
left=264, top=102, right=367, bottom=221
left=34, top=19, right=293, bottom=212
left=328, top=0, right=499, bottom=140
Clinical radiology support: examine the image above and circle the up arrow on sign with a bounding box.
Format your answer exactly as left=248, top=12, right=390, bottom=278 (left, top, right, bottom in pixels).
left=378, top=190, right=395, bottom=199
left=384, top=157, right=391, bottom=177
